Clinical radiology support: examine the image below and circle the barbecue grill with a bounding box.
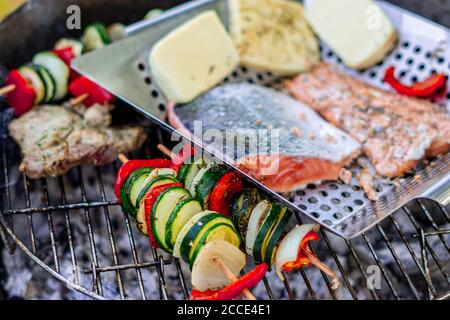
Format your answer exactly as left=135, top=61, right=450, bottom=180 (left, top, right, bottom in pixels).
left=0, top=0, right=449, bottom=300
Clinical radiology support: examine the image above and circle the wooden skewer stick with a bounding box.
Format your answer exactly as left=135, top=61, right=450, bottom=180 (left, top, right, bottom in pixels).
left=0, top=84, right=16, bottom=96
left=157, top=144, right=177, bottom=160
left=304, top=249, right=340, bottom=290
left=118, top=154, right=129, bottom=164
left=0, top=83, right=89, bottom=107
left=212, top=256, right=256, bottom=300
left=69, top=93, right=89, bottom=106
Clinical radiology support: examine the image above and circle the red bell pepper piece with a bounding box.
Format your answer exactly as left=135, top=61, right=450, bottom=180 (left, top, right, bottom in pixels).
left=144, top=183, right=182, bottom=248
left=209, top=171, right=243, bottom=216
left=52, top=47, right=75, bottom=66
left=68, top=76, right=114, bottom=107
left=171, top=144, right=197, bottom=173
left=3, top=70, right=36, bottom=116
left=113, top=159, right=173, bottom=202
left=190, top=263, right=268, bottom=300
left=282, top=231, right=320, bottom=272
left=52, top=47, right=79, bottom=80
left=383, top=66, right=447, bottom=98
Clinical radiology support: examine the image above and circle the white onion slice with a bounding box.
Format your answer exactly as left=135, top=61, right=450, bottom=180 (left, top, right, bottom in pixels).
left=191, top=239, right=246, bottom=291
left=245, top=200, right=270, bottom=257
left=274, top=224, right=320, bottom=281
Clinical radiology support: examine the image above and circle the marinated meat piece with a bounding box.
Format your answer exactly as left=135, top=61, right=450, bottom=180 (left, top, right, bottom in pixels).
left=286, top=62, right=450, bottom=177
left=8, top=104, right=147, bottom=179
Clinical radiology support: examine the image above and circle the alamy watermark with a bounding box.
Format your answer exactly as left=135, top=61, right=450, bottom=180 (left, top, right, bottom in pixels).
left=66, top=5, right=81, bottom=30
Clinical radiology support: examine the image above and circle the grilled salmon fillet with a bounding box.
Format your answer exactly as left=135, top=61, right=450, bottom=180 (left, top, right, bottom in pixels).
left=286, top=62, right=450, bottom=178
left=168, top=83, right=361, bottom=192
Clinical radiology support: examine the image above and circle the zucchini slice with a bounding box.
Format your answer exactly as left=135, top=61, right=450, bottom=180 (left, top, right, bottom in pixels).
left=165, top=198, right=203, bottom=250
left=18, top=65, right=46, bottom=105
left=82, top=23, right=111, bottom=52
left=120, top=167, right=154, bottom=218
left=34, top=64, right=56, bottom=103
left=32, top=52, right=69, bottom=100
left=133, top=168, right=176, bottom=207
left=253, top=203, right=283, bottom=264
left=245, top=200, right=271, bottom=257
left=150, top=187, right=191, bottom=251
left=189, top=222, right=241, bottom=268
left=179, top=212, right=238, bottom=265
left=194, top=165, right=229, bottom=208
left=188, top=163, right=212, bottom=197
left=263, top=206, right=291, bottom=268
left=173, top=211, right=214, bottom=259
left=230, top=188, right=265, bottom=240
left=135, top=175, right=178, bottom=236
left=178, top=158, right=205, bottom=190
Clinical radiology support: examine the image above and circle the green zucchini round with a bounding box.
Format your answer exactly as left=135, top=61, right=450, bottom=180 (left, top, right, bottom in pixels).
left=194, top=165, right=229, bottom=208
left=120, top=167, right=154, bottom=218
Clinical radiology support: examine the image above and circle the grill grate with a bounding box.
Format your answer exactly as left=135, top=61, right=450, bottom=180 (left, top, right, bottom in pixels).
left=0, top=118, right=449, bottom=300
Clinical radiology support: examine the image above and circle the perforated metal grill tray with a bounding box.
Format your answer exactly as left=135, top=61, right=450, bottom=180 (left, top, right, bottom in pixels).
left=72, top=0, right=450, bottom=239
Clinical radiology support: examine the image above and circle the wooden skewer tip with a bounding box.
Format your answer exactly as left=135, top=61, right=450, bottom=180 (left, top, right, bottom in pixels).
left=118, top=154, right=129, bottom=164
left=211, top=256, right=256, bottom=300
left=0, top=84, right=16, bottom=96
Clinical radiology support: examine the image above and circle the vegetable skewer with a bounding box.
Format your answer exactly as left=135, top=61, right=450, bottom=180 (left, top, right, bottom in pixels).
left=115, top=145, right=341, bottom=299
left=118, top=153, right=257, bottom=300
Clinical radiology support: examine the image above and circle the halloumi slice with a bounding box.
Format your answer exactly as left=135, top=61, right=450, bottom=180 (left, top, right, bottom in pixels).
left=305, top=0, right=397, bottom=70
left=149, top=11, right=239, bottom=103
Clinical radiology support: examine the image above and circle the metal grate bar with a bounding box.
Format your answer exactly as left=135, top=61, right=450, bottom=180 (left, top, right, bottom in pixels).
left=416, top=200, right=450, bottom=252
left=361, top=233, right=400, bottom=299
left=2, top=201, right=119, bottom=215
left=402, top=206, right=450, bottom=282
left=119, top=200, right=148, bottom=300
left=320, top=231, right=358, bottom=299
left=388, top=215, right=438, bottom=296
left=173, top=258, right=189, bottom=299
left=77, top=167, right=104, bottom=296
left=95, top=167, right=126, bottom=300
left=57, top=176, right=80, bottom=285
left=0, top=135, right=16, bottom=254
left=375, top=224, right=421, bottom=299
left=345, top=239, right=380, bottom=300
left=22, top=174, right=37, bottom=254
left=39, top=179, right=61, bottom=273
left=294, top=213, right=337, bottom=299
left=84, top=260, right=173, bottom=273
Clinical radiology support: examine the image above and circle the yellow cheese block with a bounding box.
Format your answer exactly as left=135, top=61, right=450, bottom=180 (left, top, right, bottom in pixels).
left=305, top=0, right=397, bottom=70
left=149, top=11, right=239, bottom=103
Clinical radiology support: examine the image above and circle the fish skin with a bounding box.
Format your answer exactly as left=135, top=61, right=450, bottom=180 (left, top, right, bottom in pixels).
left=286, top=62, right=450, bottom=178
left=168, top=83, right=361, bottom=191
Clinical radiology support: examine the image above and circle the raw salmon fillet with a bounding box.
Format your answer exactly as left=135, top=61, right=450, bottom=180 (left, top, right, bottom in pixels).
left=286, top=62, right=450, bottom=178
left=167, top=83, right=361, bottom=192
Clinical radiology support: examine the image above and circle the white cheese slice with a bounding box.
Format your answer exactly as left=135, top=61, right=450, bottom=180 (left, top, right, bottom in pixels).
left=149, top=11, right=239, bottom=103
left=305, top=0, right=397, bottom=70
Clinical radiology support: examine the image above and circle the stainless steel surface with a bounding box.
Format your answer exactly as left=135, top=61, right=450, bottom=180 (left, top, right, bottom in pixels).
left=72, top=0, right=450, bottom=239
